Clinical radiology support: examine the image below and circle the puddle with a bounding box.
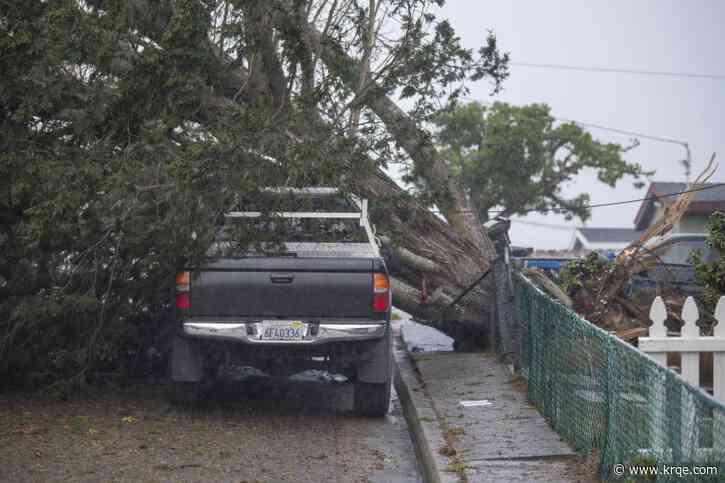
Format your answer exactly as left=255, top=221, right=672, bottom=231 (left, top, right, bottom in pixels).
left=290, top=370, right=348, bottom=383
left=459, top=399, right=493, bottom=407
left=220, top=366, right=349, bottom=384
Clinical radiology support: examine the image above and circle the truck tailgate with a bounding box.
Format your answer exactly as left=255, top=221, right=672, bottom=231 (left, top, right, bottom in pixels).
left=189, top=258, right=374, bottom=318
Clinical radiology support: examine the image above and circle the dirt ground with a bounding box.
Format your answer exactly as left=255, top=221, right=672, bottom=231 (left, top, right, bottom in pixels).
left=0, top=377, right=420, bottom=483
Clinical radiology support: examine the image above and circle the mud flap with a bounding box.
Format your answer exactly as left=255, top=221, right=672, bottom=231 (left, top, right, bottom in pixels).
left=170, top=335, right=203, bottom=382
left=355, top=327, right=392, bottom=384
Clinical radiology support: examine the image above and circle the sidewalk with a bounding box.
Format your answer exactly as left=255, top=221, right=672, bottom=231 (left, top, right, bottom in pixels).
left=395, top=319, right=597, bottom=483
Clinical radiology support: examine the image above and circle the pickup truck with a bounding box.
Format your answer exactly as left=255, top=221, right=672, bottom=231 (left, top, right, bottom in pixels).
left=170, top=188, right=393, bottom=416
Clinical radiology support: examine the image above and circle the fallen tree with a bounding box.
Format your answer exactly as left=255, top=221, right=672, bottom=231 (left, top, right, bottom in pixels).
left=0, top=0, right=646, bottom=386
left=2, top=0, right=509, bottom=386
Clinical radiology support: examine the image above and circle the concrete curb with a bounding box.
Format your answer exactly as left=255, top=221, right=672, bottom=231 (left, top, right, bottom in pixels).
left=394, top=336, right=456, bottom=483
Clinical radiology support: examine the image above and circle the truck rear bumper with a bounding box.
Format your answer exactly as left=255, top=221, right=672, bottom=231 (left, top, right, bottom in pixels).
left=182, top=321, right=386, bottom=345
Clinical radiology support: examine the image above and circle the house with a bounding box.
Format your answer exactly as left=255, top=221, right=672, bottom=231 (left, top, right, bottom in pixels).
left=634, top=182, right=725, bottom=233
left=569, top=181, right=725, bottom=252
left=569, top=227, right=643, bottom=252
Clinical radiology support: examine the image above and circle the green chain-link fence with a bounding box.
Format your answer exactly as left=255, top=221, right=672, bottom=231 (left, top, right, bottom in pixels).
left=513, top=272, right=725, bottom=481
left=492, top=255, right=519, bottom=368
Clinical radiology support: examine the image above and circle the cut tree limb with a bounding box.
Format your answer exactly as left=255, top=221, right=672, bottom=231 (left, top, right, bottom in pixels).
left=379, top=236, right=441, bottom=273
left=523, top=268, right=572, bottom=308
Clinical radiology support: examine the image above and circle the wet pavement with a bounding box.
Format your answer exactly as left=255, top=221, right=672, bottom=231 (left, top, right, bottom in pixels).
left=0, top=353, right=421, bottom=483
left=399, top=314, right=597, bottom=482
left=0, top=378, right=421, bottom=483
left=1, top=314, right=442, bottom=483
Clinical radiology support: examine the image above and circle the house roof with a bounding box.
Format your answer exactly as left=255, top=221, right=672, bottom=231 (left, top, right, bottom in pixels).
left=578, top=227, right=643, bottom=243
left=570, top=227, right=642, bottom=250
left=634, top=182, right=725, bottom=229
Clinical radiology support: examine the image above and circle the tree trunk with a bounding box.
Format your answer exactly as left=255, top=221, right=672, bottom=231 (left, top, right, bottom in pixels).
left=356, top=171, right=496, bottom=348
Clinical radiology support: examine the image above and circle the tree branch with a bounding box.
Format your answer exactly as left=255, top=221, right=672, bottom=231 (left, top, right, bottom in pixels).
left=269, top=0, right=496, bottom=262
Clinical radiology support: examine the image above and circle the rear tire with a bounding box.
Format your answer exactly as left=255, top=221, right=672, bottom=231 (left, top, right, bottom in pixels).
left=354, top=378, right=391, bottom=417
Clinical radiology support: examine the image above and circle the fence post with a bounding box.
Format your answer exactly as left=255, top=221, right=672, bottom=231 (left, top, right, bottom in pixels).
left=714, top=297, right=725, bottom=460
left=680, top=297, right=700, bottom=458
left=603, top=333, right=621, bottom=469
left=680, top=297, right=701, bottom=385
left=648, top=296, right=668, bottom=460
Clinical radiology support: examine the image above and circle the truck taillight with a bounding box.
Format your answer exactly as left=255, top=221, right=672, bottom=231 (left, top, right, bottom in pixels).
left=176, top=271, right=190, bottom=309
left=373, top=273, right=390, bottom=312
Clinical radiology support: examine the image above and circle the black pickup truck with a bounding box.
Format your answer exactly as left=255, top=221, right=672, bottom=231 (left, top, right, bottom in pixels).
left=170, top=188, right=393, bottom=416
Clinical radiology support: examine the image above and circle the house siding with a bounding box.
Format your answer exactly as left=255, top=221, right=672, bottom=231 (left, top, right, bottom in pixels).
left=645, top=210, right=711, bottom=234
left=676, top=214, right=711, bottom=233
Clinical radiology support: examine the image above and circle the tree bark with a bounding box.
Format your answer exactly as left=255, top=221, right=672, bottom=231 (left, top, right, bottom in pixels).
left=240, top=2, right=288, bottom=109
left=355, top=170, right=496, bottom=348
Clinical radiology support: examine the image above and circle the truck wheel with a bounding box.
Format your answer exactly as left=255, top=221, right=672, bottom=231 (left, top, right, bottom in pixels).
left=169, top=381, right=203, bottom=405
left=354, top=378, right=391, bottom=417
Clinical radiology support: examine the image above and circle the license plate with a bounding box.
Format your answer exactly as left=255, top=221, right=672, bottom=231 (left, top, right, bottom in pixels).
left=259, top=321, right=308, bottom=341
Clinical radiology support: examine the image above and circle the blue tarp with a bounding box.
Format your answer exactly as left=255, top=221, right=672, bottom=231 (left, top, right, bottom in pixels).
left=523, top=259, right=572, bottom=270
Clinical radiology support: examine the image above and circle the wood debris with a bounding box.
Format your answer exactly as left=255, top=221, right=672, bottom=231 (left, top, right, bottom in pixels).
left=569, top=155, right=719, bottom=337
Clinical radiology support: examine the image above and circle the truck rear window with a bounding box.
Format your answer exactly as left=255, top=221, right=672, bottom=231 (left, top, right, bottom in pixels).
left=207, top=218, right=368, bottom=256
left=238, top=191, right=359, bottom=213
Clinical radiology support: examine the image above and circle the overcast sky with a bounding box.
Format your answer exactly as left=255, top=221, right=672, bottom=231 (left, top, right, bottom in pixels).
left=432, top=0, right=725, bottom=249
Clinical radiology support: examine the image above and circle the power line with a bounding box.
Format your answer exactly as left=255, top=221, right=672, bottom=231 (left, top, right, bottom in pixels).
left=431, top=183, right=724, bottom=216
left=461, top=97, right=691, bottom=148
left=487, top=183, right=724, bottom=215
left=553, top=117, right=693, bottom=178
left=555, top=118, right=688, bottom=146
left=461, top=96, right=696, bottom=179
left=510, top=62, right=725, bottom=80
left=509, top=219, right=576, bottom=231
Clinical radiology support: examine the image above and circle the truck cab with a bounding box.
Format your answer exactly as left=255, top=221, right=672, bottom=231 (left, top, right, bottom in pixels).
left=170, top=188, right=393, bottom=416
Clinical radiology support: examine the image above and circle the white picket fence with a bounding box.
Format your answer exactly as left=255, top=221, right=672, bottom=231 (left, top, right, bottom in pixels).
left=638, top=295, right=725, bottom=459
left=639, top=295, right=725, bottom=402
